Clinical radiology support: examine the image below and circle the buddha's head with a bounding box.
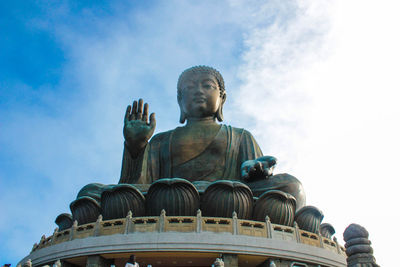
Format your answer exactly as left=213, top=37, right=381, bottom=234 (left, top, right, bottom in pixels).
left=177, top=66, right=226, bottom=123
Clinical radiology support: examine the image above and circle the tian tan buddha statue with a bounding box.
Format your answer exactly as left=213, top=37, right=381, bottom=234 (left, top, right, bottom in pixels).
left=65, top=66, right=307, bottom=228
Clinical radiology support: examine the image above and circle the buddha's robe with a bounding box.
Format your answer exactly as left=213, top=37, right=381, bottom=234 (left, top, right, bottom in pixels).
left=119, top=125, right=262, bottom=184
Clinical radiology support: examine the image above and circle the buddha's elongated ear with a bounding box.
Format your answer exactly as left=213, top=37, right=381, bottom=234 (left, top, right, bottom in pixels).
left=216, top=92, right=226, bottom=122
left=179, top=110, right=186, bottom=124
left=216, top=106, right=223, bottom=122
left=178, top=93, right=186, bottom=124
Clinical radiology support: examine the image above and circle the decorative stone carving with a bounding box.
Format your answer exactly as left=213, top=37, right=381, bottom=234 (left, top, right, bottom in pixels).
left=145, top=178, right=200, bottom=216
left=253, top=190, right=296, bottom=226
left=344, top=223, right=369, bottom=241
left=101, top=184, right=145, bottom=220
left=201, top=180, right=253, bottom=219
left=294, top=206, right=324, bottom=234
left=343, top=223, right=379, bottom=267
left=70, top=196, right=101, bottom=225
left=54, top=213, right=73, bottom=231
left=320, top=223, right=335, bottom=239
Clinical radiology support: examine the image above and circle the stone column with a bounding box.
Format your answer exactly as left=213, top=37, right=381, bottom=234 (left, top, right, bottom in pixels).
left=59, top=260, right=80, bottom=267
left=222, top=254, right=238, bottom=267
left=258, top=259, right=279, bottom=267
left=86, top=255, right=111, bottom=267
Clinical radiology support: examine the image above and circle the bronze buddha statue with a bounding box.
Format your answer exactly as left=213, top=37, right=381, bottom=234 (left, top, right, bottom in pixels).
left=66, top=66, right=306, bottom=227
left=119, top=66, right=305, bottom=208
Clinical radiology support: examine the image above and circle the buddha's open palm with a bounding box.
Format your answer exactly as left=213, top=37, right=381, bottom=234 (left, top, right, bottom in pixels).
left=123, top=99, right=156, bottom=150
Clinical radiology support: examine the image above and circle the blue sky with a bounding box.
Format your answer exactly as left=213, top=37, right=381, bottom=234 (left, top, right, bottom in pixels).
left=1, top=1, right=399, bottom=266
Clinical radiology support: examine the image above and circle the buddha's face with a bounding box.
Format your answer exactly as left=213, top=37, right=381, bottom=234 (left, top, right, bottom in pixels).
left=179, top=72, right=225, bottom=120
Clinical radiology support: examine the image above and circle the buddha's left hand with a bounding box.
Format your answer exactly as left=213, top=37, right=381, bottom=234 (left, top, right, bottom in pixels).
left=240, top=156, right=277, bottom=181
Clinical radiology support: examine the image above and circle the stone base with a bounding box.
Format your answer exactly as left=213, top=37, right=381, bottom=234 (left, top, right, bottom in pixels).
left=19, top=232, right=346, bottom=267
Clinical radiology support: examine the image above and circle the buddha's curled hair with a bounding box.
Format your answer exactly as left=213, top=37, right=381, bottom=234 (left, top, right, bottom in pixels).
left=177, top=66, right=225, bottom=98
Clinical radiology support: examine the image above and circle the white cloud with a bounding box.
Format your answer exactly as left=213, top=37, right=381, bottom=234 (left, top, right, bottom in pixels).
left=234, top=1, right=400, bottom=265
left=0, top=1, right=254, bottom=263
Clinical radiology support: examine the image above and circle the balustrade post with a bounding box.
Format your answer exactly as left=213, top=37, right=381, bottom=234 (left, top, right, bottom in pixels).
left=159, top=209, right=166, bottom=232
left=294, top=221, right=301, bottom=243
left=51, top=228, right=58, bottom=245
left=31, top=242, right=38, bottom=252
left=196, top=209, right=202, bottom=233
left=39, top=235, right=46, bottom=248
left=69, top=220, right=78, bottom=241
left=318, top=230, right=324, bottom=248
left=232, top=211, right=238, bottom=235
left=333, top=236, right=341, bottom=254
left=125, top=210, right=132, bottom=234
left=265, top=216, right=273, bottom=238
left=94, top=215, right=102, bottom=237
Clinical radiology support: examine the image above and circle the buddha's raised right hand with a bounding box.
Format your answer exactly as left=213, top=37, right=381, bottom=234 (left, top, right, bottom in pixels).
left=123, top=99, right=156, bottom=156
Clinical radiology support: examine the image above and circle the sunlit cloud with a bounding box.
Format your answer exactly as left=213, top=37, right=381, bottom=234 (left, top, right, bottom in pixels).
left=234, top=1, right=400, bottom=265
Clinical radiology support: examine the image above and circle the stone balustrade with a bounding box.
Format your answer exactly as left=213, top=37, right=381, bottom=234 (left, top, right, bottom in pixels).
left=32, top=210, right=346, bottom=257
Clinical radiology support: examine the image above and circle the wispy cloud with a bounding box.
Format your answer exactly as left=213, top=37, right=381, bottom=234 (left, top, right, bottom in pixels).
left=1, top=0, right=258, bottom=263
left=233, top=1, right=400, bottom=265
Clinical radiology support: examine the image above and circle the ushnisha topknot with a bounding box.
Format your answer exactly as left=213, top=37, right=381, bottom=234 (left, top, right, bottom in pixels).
left=177, top=66, right=225, bottom=98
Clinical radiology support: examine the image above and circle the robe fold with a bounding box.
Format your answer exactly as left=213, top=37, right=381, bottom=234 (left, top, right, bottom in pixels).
left=119, top=125, right=263, bottom=184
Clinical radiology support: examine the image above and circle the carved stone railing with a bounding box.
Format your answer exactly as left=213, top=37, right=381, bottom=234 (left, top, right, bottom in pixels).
left=32, top=210, right=346, bottom=257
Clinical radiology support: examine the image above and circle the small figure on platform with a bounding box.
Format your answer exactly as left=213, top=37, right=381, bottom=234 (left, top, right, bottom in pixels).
left=213, top=258, right=224, bottom=267
left=125, top=255, right=139, bottom=267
